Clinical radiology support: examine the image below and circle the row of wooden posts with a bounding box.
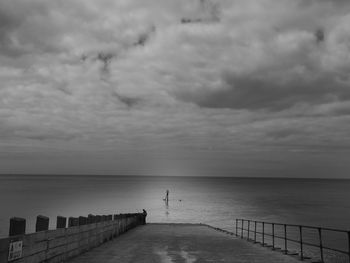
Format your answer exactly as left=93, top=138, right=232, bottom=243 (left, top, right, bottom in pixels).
left=9, top=213, right=146, bottom=237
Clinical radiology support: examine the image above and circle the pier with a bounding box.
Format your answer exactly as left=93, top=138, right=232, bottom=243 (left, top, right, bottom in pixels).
left=67, top=223, right=300, bottom=263
left=1, top=214, right=349, bottom=262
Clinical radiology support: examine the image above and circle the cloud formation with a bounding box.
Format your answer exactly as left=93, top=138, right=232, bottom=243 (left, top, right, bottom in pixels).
left=1, top=0, right=350, bottom=177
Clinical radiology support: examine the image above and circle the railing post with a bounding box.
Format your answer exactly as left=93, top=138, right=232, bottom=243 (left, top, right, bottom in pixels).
left=262, top=222, right=265, bottom=246
left=299, top=226, right=304, bottom=260
left=318, top=228, right=324, bottom=262
left=284, top=224, right=287, bottom=254
left=254, top=221, right=257, bottom=243
left=241, top=220, right=244, bottom=238
left=272, top=223, right=275, bottom=249
left=236, top=219, right=238, bottom=236
left=247, top=220, right=250, bottom=240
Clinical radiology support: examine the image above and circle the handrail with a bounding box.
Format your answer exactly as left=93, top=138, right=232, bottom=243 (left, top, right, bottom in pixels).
left=235, top=218, right=350, bottom=263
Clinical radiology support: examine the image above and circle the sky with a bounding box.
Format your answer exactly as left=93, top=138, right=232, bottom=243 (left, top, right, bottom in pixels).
left=1, top=0, right=350, bottom=178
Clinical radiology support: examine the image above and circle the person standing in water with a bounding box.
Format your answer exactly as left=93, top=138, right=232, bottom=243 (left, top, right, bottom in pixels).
left=165, top=189, right=169, bottom=203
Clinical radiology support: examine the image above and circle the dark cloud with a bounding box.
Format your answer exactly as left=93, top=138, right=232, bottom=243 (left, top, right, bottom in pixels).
left=315, top=29, right=325, bottom=43
left=181, top=0, right=221, bottom=24
left=266, top=128, right=309, bottom=140
left=112, top=91, right=141, bottom=108
left=133, top=26, right=156, bottom=47
left=97, top=52, right=114, bottom=75
left=172, top=72, right=350, bottom=111
left=0, top=9, right=24, bottom=57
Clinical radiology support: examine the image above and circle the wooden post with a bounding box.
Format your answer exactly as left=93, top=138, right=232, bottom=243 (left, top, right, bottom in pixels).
left=79, top=216, right=87, bottom=225
left=35, top=215, right=49, bottom=232
left=9, top=217, right=26, bottom=236
left=299, top=226, right=304, bottom=260
left=68, top=217, right=73, bottom=227
left=56, top=216, right=66, bottom=229
left=96, top=215, right=101, bottom=223
left=68, top=217, right=78, bottom=227
left=241, top=220, right=244, bottom=238
left=88, top=214, right=95, bottom=224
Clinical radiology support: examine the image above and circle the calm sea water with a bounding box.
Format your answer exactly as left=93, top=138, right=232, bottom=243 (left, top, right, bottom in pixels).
left=0, top=175, right=349, bottom=261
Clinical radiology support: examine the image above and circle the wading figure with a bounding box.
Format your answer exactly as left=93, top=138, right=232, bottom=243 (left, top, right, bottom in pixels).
left=165, top=189, right=169, bottom=203
left=142, top=209, right=147, bottom=225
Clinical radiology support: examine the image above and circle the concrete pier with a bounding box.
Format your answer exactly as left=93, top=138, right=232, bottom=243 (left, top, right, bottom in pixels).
left=68, top=223, right=301, bottom=263
left=0, top=213, right=145, bottom=263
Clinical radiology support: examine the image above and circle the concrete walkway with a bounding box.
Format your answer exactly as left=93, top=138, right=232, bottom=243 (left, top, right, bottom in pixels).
left=68, top=223, right=301, bottom=263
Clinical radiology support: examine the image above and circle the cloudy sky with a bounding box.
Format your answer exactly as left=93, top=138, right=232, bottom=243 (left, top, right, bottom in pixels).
left=1, top=0, right=350, bottom=177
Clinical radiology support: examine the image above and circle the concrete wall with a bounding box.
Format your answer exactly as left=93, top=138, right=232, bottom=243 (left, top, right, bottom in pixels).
left=0, top=213, right=145, bottom=263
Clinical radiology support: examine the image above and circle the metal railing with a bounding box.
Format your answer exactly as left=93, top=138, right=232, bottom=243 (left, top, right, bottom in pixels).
left=235, top=219, right=350, bottom=263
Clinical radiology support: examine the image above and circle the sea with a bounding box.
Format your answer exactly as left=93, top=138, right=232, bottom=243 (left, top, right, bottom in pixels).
left=0, top=175, right=349, bottom=262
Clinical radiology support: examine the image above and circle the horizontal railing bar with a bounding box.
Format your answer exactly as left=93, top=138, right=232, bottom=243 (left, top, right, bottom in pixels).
left=322, top=246, right=349, bottom=255
left=238, top=228, right=302, bottom=245
left=237, top=225, right=349, bottom=254
left=236, top=219, right=348, bottom=233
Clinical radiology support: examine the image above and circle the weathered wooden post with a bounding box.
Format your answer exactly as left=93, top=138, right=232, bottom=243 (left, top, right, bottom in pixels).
left=114, top=214, right=120, bottom=237
left=88, top=214, right=95, bottom=224
left=68, top=217, right=78, bottom=227
left=125, top=214, right=129, bottom=230
left=121, top=214, right=126, bottom=233
left=56, top=216, right=67, bottom=229
left=35, top=215, right=49, bottom=232
left=241, top=220, right=244, bottom=238
left=130, top=214, right=134, bottom=228
left=79, top=216, right=87, bottom=225
left=9, top=217, right=26, bottom=236
left=68, top=217, right=73, bottom=227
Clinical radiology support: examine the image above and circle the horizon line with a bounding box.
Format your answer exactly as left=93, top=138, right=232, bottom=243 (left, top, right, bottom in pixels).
left=0, top=174, right=349, bottom=180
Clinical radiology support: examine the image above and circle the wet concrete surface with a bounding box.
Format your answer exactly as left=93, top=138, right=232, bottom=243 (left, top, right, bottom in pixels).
left=68, top=223, right=302, bottom=263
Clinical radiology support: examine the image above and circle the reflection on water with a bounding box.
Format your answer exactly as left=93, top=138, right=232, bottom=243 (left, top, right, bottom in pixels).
left=165, top=196, right=169, bottom=217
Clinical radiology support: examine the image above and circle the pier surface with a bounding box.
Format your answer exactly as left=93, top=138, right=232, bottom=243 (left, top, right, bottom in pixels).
left=68, top=223, right=300, bottom=263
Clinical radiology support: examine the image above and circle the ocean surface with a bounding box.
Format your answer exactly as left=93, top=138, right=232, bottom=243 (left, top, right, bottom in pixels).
left=0, top=175, right=349, bottom=261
